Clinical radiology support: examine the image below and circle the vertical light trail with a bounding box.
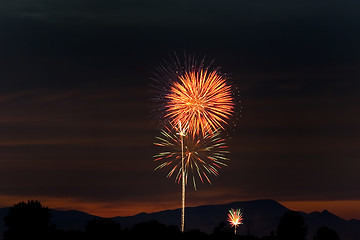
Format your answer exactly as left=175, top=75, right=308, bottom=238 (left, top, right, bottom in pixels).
left=181, top=131, right=185, bottom=232
left=177, top=121, right=187, bottom=232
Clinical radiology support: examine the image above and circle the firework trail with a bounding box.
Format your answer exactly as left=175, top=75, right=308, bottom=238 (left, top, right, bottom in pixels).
left=178, top=121, right=187, bottom=232
left=228, top=208, right=244, bottom=234
left=154, top=123, right=229, bottom=190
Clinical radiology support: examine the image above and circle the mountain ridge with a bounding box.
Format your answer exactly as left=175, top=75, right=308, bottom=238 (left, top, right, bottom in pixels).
left=0, top=199, right=359, bottom=240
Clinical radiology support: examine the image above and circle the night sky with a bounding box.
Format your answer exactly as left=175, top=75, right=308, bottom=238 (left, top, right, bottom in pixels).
left=0, top=1, right=359, bottom=219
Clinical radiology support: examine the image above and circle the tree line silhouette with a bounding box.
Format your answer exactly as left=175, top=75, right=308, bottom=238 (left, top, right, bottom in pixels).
left=2, top=200, right=340, bottom=240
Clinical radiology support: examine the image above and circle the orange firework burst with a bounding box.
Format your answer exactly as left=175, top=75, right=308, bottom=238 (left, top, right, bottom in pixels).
left=165, top=67, right=234, bottom=136
left=228, top=208, right=244, bottom=234
left=151, top=54, right=235, bottom=136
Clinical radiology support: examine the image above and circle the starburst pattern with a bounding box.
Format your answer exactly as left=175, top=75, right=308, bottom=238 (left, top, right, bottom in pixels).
left=165, top=68, right=234, bottom=136
left=153, top=124, right=229, bottom=190
left=228, top=208, right=244, bottom=234
left=151, top=54, right=234, bottom=136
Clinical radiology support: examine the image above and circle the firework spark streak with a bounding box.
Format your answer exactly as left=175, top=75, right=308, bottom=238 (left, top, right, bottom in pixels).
left=154, top=124, right=229, bottom=190
left=228, top=208, right=244, bottom=234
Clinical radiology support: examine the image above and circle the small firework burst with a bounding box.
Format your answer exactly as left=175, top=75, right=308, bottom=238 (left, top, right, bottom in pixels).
left=153, top=123, right=229, bottom=190
left=228, top=208, right=244, bottom=234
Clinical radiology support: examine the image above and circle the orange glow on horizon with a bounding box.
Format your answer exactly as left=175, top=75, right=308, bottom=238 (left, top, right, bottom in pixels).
left=1, top=195, right=360, bottom=220
left=280, top=200, right=360, bottom=220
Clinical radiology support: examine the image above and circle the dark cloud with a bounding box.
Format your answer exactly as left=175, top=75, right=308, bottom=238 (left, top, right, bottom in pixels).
left=1, top=0, right=359, bottom=90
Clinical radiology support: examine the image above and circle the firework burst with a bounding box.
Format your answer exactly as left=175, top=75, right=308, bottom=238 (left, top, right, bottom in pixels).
left=154, top=124, right=229, bottom=190
left=228, top=208, right=244, bottom=234
left=166, top=69, right=234, bottom=136
left=152, top=54, right=234, bottom=136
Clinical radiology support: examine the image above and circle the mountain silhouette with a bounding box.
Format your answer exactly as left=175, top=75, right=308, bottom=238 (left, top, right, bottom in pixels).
left=113, top=199, right=360, bottom=240
left=49, top=209, right=100, bottom=230
left=302, top=210, right=360, bottom=240
left=0, top=199, right=359, bottom=240
left=114, top=199, right=288, bottom=236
